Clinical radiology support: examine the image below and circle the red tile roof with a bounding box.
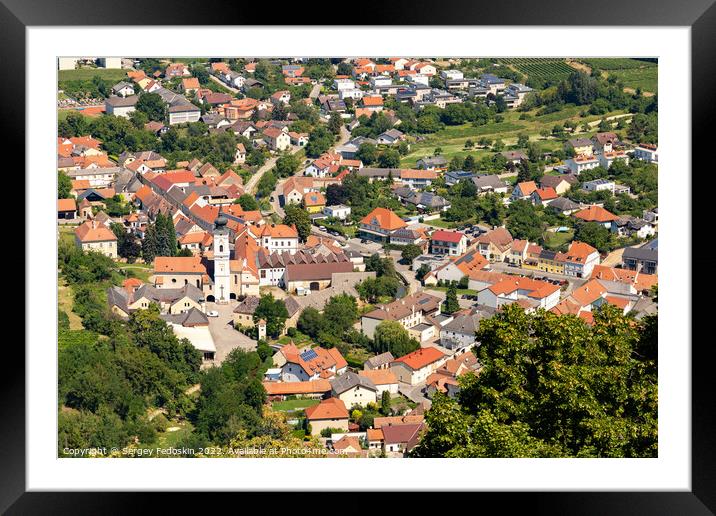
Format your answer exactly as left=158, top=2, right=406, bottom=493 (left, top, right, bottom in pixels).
left=304, top=398, right=349, bottom=421
left=392, top=347, right=445, bottom=371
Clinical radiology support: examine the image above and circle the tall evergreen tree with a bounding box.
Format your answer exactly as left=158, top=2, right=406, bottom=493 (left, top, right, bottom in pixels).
left=142, top=224, right=158, bottom=264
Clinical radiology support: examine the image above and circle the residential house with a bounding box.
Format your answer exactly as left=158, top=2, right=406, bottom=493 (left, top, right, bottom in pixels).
left=364, top=352, right=395, bottom=371
left=323, top=205, right=351, bottom=221
left=330, top=371, right=378, bottom=408
left=381, top=422, right=425, bottom=455
left=530, top=187, right=558, bottom=206
left=58, top=198, right=77, bottom=219
left=416, top=156, right=448, bottom=170
left=263, top=127, right=291, bottom=151
left=303, top=192, right=326, bottom=214
left=439, top=312, right=481, bottom=350
left=358, top=207, right=407, bottom=243
left=399, top=169, right=437, bottom=189
left=540, top=174, right=577, bottom=195
left=563, top=241, right=601, bottom=278
left=568, top=138, right=594, bottom=157
left=304, top=398, right=349, bottom=436
left=565, top=154, right=600, bottom=175
left=622, top=240, right=658, bottom=274
left=633, top=143, right=658, bottom=163
left=358, top=369, right=399, bottom=395
left=477, top=277, right=561, bottom=310
left=377, top=129, right=405, bottom=145
left=511, top=181, right=538, bottom=201
left=472, top=175, right=509, bottom=195
left=262, top=379, right=331, bottom=401
left=105, top=95, right=138, bottom=117
left=430, top=230, right=468, bottom=256
left=361, top=292, right=442, bottom=341
left=390, top=347, right=447, bottom=385
left=232, top=295, right=260, bottom=328
left=74, top=220, right=117, bottom=258
left=476, top=227, right=514, bottom=262
left=572, top=205, right=618, bottom=229
left=275, top=343, right=348, bottom=382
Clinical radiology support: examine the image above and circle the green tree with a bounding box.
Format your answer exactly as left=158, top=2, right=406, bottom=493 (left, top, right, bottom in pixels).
left=381, top=390, right=392, bottom=416
left=253, top=294, right=289, bottom=339
left=237, top=194, right=259, bottom=211
left=442, top=285, right=460, bottom=314
left=282, top=204, right=311, bottom=242
left=305, top=126, right=334, bottom=158
left=372, top=320, right=420, bottom=358
left=136, top=92, right=167, bottom=122
left=414, top=304, right=658, bottom=458
left=400, top=244, right=423, bottom=264
left=357, top=143, right=378, bottom=165
left=328, top=112, right=343, bottom=135
left=58, top=170, right=73, bottom=199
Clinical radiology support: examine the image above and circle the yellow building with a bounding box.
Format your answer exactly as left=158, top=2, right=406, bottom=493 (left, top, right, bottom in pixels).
left=537, top=250, right=566, bottom=274
left=303, top=191, right=326, bottom=214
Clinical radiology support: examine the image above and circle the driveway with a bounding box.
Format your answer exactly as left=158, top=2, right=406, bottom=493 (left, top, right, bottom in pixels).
left=205, top=301, right=256, bottom=364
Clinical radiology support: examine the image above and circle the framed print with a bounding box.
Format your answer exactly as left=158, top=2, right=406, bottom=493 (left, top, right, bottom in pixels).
left=2, top=0, right=714, bottom=512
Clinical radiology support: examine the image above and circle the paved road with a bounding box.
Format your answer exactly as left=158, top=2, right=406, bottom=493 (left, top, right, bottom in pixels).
left=246, top=144, right=304, bottom=195
left=205, top=301, right=256, bottom=365
left=267, top=124, right=351, bottom=214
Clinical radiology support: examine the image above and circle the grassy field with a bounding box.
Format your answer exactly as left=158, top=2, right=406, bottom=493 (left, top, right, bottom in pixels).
left=58, top=277, right=84, bottom=330
left=58, top=68, right=129, bottom=83
left=577, top=58, right=658, bottom=93
left=118, top=263, right=153, bottom=282
left=272, top=399, right=320, bottom=412
left=426, top=286, right=479, bottom=296
left=607, top=67, right=658, bottom=93
left=155, top=420, right=194, bottom=455
left=543, top=229, right=575, bottom=250
left=401, top=107, right=629, bottom=168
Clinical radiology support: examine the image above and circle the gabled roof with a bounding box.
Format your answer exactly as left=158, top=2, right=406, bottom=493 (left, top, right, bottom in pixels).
left=431, top=230, right=465, bottom=244
left=74, top=220, right=116, bottom=243
left=358, top=369, right=398, bottom=386
left=573, top=205, right=618, bottom=223
left=392, top=347, right=445, bottom=371
left=331, top=371, right=377, bottom=395
left=360, top=207, right=407, bottom=231
left=154, top=256, right=207, bottom=274
left=304, top=397, right=349, bottom=421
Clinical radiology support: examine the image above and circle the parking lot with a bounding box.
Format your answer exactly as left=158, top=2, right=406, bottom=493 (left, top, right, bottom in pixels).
left=205, top=302, right=257, bottom=365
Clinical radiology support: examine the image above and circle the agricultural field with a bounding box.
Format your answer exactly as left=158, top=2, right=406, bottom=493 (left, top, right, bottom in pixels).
left=58, top=67, right=128, bottom=83
left=499, top=58, right=575, bottom=83
left=607, top=67, right=658, bottom=94
left=400, top=106, right=630, bottom=168
left=578, top=58, right=657, bottom=71
left=578, top=58, right=658, bottom=93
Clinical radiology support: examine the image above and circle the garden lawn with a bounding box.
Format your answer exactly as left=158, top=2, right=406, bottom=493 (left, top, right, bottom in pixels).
left=543, top=229, right=575, bottom=250
left=58, top=68, right=129, bottom=83
left=272, top=399, right=321, bottom=412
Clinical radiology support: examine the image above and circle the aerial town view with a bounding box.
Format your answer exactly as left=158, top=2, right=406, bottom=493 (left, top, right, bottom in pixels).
left=57, top=57, right=658, bottom=459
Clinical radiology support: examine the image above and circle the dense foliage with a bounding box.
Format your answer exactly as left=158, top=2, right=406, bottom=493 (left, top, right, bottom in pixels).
left=414, top=304, right=657, bottom=458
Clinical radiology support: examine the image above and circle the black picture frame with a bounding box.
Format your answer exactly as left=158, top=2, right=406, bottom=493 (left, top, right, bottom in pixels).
left=3, top=1, right=712, bottom=512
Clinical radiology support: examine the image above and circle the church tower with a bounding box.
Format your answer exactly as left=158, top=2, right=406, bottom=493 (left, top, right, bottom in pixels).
left=212, top=208, right=231, bottom=304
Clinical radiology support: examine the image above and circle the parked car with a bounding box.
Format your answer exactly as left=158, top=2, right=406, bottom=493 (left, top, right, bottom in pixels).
left=207, top=310, right=219, bottom=317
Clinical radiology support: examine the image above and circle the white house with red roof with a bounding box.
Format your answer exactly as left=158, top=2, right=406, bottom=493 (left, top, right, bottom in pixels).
left=430, top=230, right=468, bottom=256
left=390, top=347, right=447, bottom=385
left=477, top=277, right=561, bottom=310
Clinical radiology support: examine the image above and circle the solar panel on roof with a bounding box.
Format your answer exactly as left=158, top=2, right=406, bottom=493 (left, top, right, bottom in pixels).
left=300, top=349, right=318, bottom=361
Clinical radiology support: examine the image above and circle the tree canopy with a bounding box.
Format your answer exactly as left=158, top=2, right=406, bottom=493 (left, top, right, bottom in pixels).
left=414, top=304, right=658, bottom=458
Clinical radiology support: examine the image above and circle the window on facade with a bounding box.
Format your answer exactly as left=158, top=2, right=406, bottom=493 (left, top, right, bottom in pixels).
left=219, top=245, right=223, bottom=253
